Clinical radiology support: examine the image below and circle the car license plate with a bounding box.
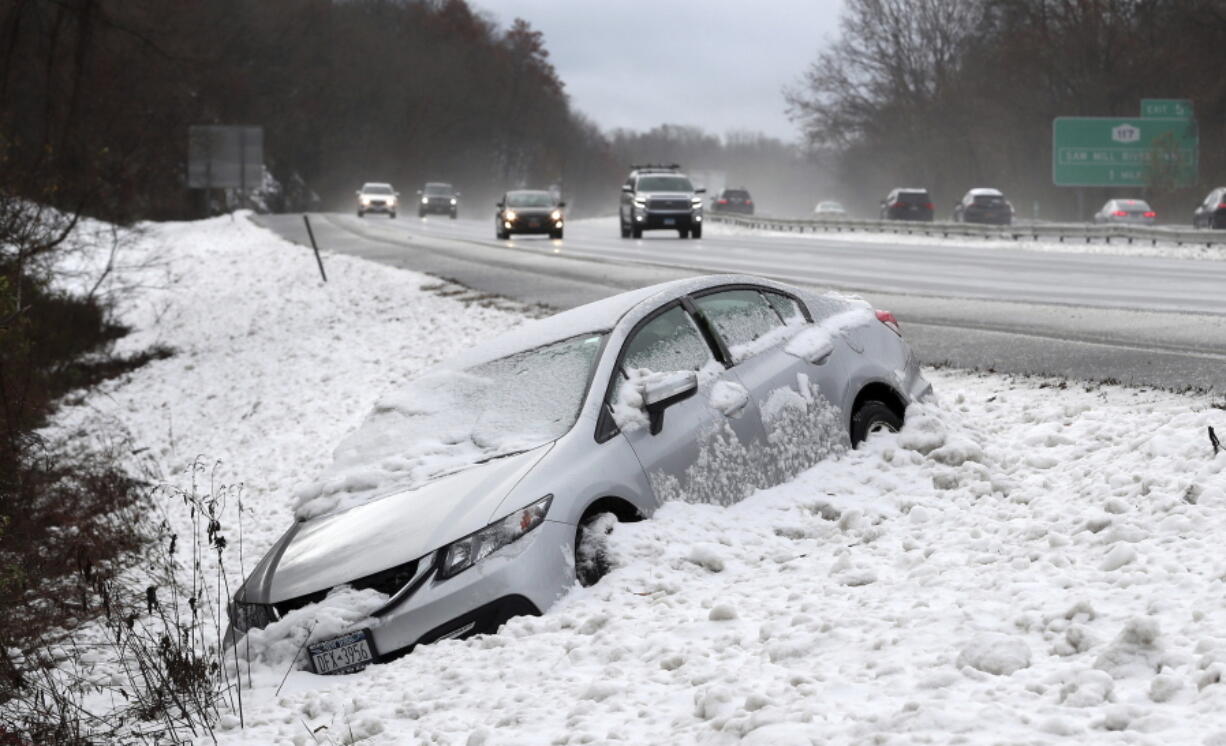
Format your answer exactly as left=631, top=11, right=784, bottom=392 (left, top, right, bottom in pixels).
left=308, top=629, right=377, bottom=675
left=663, top=217, right=676, bottom=225
left=528, top=219, right=540, bottom=227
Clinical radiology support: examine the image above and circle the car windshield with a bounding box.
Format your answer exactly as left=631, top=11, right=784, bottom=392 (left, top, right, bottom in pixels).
left=1120, top=200, right=1150, bottom=210
left=425, top=183, right=452, bottom=195
left=506, top=191, right=555, bottom=207
left=363, top=184, right=393, bottom=195
left=293, top=333, right=606, bottom=519
left=637, top=175, right=693, bottom=192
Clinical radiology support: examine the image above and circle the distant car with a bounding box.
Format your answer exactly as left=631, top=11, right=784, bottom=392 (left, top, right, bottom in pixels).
left=226, top=274, right=931, bottom=673
left=1092, top=199, right=1156, bottom=226
left=813, top=201, right=847, bottom=217
left=619, top=164, right=706, bottom=239
left=495, top=190, right=565, bottom=239
left=419, top=182, right=459, bottom=219
left=1192, top=187, right=1226, bottom=229
left=711, top=188, right=754, bottom=215
left=356, top=183, right=399, bottom=218
left=953, top=188, right=1013, bottom=225
left=880, top=188, right=934, bottom=222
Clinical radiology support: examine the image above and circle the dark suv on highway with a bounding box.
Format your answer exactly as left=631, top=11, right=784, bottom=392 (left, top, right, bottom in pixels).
left=418, top=182, right=459, bottom=218
left=1193, top=187, right=1226, bottom=229
left=619, top=164, right=706, bottom=239
left=953, top=188, right=1013, bottom=225
left=881, top=188, right=934, bottom=222
left=711, top=188, right=754, bottom=215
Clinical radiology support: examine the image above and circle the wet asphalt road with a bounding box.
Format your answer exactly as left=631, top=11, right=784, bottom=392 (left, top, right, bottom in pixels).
left=253, top=213, right=1226, bottom=393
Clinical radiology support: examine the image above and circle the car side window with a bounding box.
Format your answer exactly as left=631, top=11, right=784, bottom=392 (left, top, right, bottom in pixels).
left=621, top=305, right=712, bottom=374
left=692, top=289, right=786, bottom=363
left=762, top=291, right=806, bottom=326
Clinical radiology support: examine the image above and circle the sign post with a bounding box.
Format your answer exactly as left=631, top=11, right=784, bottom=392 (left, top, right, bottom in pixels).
left=188, top=125, right=264, bottom=214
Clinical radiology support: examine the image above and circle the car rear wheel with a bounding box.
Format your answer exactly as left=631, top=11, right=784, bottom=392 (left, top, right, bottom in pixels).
left=850, top=400, right=902, bottom=447
left=575, top=512, right=618, bottom=587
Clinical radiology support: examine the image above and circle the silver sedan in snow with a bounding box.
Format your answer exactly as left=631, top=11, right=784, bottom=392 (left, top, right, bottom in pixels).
left=228, top=274, right=931, bottom=673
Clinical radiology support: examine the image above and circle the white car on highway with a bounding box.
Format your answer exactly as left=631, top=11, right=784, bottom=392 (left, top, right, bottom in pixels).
left=356, top=183, right=399, bottom=218
left=1092, top=198, right=1156, bottom=226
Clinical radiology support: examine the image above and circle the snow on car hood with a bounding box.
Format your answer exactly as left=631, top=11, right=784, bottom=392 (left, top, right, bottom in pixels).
left=268, top=444, right=552, bottom=602
left=293, top=333, right=604, bottom=521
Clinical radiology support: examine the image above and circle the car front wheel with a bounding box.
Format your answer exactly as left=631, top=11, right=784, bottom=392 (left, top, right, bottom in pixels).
left=691, top=224, right=702, bottom=239
left=850, top=400, right=902, bottom=447
left=575, top=512, right=617, bottom=587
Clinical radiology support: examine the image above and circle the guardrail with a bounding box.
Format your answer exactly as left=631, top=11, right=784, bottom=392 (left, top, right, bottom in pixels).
left=707, top=213, right=1226, bottom=248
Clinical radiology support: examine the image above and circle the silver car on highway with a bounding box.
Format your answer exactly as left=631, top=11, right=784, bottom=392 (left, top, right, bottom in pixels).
left=228, top=275, right=931, bottom=674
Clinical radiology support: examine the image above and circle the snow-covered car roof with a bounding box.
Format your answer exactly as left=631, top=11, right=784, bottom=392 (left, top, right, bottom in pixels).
left=967, top=187, right=1004, bottom=196
left=446, top=274, right=817, bottom=371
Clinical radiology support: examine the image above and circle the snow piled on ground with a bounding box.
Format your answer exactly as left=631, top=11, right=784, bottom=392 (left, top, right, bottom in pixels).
left=41, top=214, right=1226, bottom=744
left=704, top=219, right=1226, bottom=261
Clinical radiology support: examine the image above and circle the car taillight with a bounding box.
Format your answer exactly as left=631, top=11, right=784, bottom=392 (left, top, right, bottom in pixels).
left=1218, top=203, right=1226, bottom=209
left=892, top=201, right=906, bottom=208
left=745, top=199, right=752, bottom=204
left=876, top=309, right=902, bottom=336
left=1143, top=211, right=1156, bottom=218
left=718, top=199, right=728, bottom=204
left=925, top=202, right=934, bottom=210
left=1113, top=210, right=1127, bottom=217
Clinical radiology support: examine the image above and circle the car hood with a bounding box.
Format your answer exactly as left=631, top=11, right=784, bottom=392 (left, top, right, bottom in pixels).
left=250, top=444, right=553, bottom=604
left=640, top=191, right=694, bottom=199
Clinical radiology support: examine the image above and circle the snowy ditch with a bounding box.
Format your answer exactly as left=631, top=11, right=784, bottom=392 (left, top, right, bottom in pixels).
left=31, top=214, right=1226, bottom=743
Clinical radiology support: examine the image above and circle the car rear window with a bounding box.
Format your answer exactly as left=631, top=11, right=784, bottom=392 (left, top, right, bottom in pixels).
left=897, top=191, right=929, bottom=201
left=724, top=190, right=750, bottom=199
left=973, top=195, right=1005, bottom=206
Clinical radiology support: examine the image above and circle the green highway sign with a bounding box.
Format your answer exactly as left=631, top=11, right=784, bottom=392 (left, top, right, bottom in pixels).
left=1141, top=98, right=1193, bottom=119
left=1052, top=117, right=1198, bottom=187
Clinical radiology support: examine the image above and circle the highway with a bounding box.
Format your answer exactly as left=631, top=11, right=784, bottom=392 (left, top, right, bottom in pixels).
left=255, top=212, right=1226, bottom=392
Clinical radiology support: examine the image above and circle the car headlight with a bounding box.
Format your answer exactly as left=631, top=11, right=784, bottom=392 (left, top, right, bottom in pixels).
left=505, top=210, right=517, bottom=221
left=691, top=197, right=703, bottom=208
left=388, top=197, right=397, bottom=205
left=633, top=197, right=646, bottom=207
left=421, top=196, right=429, bottom=204
left=438, top=495, right=552, bottom=580
left=450, top=198, right=457, bottom=205
left=229, top=600, right=277, bottom=634
left=361, top=197, right=371, bottom=205
left=550, top=210, right=562, bottom=221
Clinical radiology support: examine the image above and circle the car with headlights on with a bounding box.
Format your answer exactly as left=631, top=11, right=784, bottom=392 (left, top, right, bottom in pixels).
left=418, top=182, right=459, bottom=218
left=226, top=274, right=931, bottom=674
left=496, top=190, right=565, bottom=239
left=355, top=183, right=399, bottom=218
left=619, top=164, right=706, bottom=239
left=953, top=188, right=1013, bottom=225
left=1092, top=198, right=1156, bottom=226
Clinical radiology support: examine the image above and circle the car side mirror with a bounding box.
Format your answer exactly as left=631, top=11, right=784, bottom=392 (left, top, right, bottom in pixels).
left=642, top=370, right=698, bottom=435
left=496, top=201, right=504, bottom=208
left=695, top=188, right=706, bottom=194
left=416, top=190, right=422, bottom=195
left=622, top=185, right=633, bottom=193
left=355, top=190, right=361, bottom=196
left=394, top=191, right=400, bottom=197
left=454, top=192, right=461, bottom=197
left=558, top=201, right=567, bottom=208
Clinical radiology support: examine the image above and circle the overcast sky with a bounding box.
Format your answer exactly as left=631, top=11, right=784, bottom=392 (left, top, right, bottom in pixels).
left=472, top=0, right=845, bottom=142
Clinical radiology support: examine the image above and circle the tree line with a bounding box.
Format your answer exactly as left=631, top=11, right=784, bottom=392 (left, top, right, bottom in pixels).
left=787, top=0, right=1226, bottom=221
left=0, top=0, right=624, bottom=220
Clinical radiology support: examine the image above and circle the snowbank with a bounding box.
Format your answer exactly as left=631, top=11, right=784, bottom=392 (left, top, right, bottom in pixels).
left=37, top=213, right=1226, bottom=744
